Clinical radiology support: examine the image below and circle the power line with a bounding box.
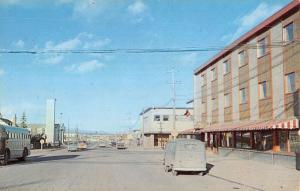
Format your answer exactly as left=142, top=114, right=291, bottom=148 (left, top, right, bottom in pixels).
left=1, top=41, right=299, bottom=54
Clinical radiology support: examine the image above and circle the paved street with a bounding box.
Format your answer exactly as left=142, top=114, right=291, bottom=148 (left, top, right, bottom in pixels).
left=0, top=147, right=299, bottom=191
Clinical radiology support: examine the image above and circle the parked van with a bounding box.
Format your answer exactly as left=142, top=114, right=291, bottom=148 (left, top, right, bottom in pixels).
left=164, top=139, right=206, bottom=176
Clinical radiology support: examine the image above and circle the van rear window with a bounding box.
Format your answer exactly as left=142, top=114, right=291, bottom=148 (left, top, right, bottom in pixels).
left=178, top=143, right=200, bottom=151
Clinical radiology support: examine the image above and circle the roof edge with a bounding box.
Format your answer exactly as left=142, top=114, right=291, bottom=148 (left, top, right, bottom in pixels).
left=194, top=0, right=300, bottom=75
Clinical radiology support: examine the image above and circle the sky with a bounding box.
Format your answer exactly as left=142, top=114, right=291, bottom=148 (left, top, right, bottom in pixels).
left=0, top=0, right=291, bottom=133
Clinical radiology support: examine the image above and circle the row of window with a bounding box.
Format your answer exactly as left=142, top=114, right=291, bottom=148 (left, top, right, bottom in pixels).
left=202, top=72, right=297, bottom=112
left=203, top=22, right=295, bottom=83
left=154, top=115, right=169, bottom=121
left=8, top=132, right=30, bottom=140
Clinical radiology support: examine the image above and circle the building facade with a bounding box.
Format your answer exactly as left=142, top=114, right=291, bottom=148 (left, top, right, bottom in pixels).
left=45, top=99, right=60, bottom=145
left=141, top=107, right=193, bottom=148
left=194, top=1, right=300, bottom=153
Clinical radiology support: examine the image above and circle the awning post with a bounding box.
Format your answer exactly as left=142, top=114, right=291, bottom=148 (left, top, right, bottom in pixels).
left=232, top=132, right=236, bottom=148
left=250, top=132, right=255, bottom=149
left=207, top=133, right=211, bottom=148
left=272, top=130, right=280, bottom=152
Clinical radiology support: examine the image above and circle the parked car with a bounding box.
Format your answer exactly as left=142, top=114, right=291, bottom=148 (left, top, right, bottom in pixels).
left=116, top=141, right=126, bottom=149
left=164, top=139, right=206, bottom=176
left=110, top=141, right=116, bottom=147
left=68, top=142, right=78, bottom=152
left=98, top=140, right=107, bottom=148
left=77, top=141, right=88, bottom=151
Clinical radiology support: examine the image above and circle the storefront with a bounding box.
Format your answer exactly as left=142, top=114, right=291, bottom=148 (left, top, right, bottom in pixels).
left=201, top=118, right=300, bottom=153
left=178, top=128, right=203, bottom=141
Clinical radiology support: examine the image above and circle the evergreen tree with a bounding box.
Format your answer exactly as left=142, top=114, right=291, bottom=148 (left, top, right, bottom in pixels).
left=20, top=112, right=28, bottom=128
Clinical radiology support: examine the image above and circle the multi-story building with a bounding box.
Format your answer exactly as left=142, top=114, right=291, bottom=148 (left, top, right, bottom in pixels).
left=140, top=107, right=193, bottom=148
left=194, top=0, right=300, bottom=153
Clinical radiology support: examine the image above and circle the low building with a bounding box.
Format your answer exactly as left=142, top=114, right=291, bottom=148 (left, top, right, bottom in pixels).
left=193, top=0, right=300, bottom=154
left=140, top=107, right=193, bottom=148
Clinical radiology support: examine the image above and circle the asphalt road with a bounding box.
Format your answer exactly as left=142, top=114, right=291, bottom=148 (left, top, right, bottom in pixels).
left=0, top=147, right=253, bottom=191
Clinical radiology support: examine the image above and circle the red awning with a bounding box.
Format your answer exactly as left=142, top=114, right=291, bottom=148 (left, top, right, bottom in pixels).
left=200, top=119, right=299, bottom=133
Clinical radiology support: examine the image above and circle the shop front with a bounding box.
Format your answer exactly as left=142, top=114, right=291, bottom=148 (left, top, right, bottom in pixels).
left=201, top=118, right=300, bottom=153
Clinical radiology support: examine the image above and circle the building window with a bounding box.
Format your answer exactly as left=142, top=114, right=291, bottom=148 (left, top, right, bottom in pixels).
left=163, top=115, right=169, bottom=121
left=257, top=38, right=267, bottom=58
left=224, top=93, right=230, bottom=107
left=240, top=88, right=247, bottom=104
left=283, top=22, right=294, bottom=42
left=238, top=50, right=246, bottom=67
left=286, top=72, right=296, bottom=93
left=212, top=98, right=217, bottom=111
left=201, top=74, right=206, bottom=86
left=202, top=102, right=206, bottom=113
left=223, top=60, right=230, bottom=74
left=154, top=115, right=160, bottom=121
left=211, top=68, right=217, bottom=81
left=259, top=81, right=267, bottom=99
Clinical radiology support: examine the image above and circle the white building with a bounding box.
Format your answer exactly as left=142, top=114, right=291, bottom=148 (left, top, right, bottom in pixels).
left=45, top=99, right=56, bottom=145
left=140, top=107, right=193, bottom=148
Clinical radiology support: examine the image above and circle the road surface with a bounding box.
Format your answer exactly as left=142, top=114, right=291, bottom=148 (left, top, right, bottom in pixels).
left=0, top=147, right=298, bottom=191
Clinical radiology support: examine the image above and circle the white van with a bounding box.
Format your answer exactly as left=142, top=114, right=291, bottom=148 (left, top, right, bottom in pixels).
left=164, top=139, right=206, bottom=176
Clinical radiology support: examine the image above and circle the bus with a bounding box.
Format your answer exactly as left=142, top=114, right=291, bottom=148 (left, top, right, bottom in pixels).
left=0, top=125, right=31, bottom=165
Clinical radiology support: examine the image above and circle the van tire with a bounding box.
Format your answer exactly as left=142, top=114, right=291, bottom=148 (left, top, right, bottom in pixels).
left=18, top=148, right=28, bottom=161
left=172, top=169, right=178, bottom=176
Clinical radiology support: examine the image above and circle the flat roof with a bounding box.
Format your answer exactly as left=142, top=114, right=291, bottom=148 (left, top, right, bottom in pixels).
left=194, top=0, right=300, bottom=75
left=140, top=107, right=193, bottom=115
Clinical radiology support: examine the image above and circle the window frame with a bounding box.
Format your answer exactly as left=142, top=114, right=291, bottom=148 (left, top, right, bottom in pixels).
left=162, top=115, right=169, bottom=121
left=201, top=102, right=207, bottom=113
left=154, top=115, right=160, bottom=121
left=285, top=72, right=296, bottom=94
left=283, top=22, right=294, bottom=43
left=212, top=98, right=217, bottom=111
left=224, top=93, right=231, bottom=108
left=239, top=88, right=247, bottom=104
left=257, top=37, right=267, bottom=58
left=259, top=81, right=267, bottom=99
left=201, top=74, right=206, bottom=87
left=211, top=68, right=217, bottom=81
left=238, top=50, right=246, bottom=67
left=223, top=60, right=230, bottom=75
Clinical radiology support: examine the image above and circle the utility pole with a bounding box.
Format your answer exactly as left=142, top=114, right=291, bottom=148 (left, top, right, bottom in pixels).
left=142, top=108, right=144, bottom=148
left=159, top=120, right=163, bottom=148
left=169, top=67, right=178, bottom=140
left=67, top=118, right=70, bottom=149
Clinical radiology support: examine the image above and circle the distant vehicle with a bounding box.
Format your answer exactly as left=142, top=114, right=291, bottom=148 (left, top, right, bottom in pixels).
left=116, top=141, right=126, bottom=149
left=68, top=142, right=78, bottom=152
left=77, top=141, right=88, bottom=150
left=98, top=140, right=107, bottom=147
left=110, top=141, right=116, bottom=147
left=0, top=125, right=31, bottom=165
left=164, top=139, right=206, bottom=176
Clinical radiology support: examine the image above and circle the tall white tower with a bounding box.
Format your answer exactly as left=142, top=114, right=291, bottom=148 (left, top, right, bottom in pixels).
left=45, top=99, right=56, bottom=145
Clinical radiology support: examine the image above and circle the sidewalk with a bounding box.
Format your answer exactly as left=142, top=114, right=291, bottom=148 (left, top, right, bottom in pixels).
left=206, top=151, right=300, bottom=191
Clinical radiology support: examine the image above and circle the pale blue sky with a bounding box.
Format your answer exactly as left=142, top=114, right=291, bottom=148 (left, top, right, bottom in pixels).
left=0, top=0, right=290, bottom=133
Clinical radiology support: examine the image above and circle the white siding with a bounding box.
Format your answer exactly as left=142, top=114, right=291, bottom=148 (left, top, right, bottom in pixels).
left=217, top=60, right=224, bottom=123
left=271, top=23, right=285, bottom=119
left=249, top=38, right=259, bottom=120
left=206, top=69, right=212, bottom=124
left=231, top=50, right=240, bottom=122
left=194, top=74, right=202, bottom=125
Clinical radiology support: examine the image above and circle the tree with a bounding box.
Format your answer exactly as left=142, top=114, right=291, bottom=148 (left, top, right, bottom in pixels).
left=20, top=112, right=28, bottom=128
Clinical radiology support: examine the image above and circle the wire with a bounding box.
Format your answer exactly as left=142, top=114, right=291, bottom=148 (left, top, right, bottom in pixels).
left=0, top=41, right=299, bottom=54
